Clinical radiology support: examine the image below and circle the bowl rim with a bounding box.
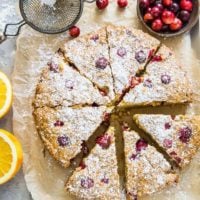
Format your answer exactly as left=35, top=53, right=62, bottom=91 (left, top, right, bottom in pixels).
left=137, top=0, right=199, bottom=38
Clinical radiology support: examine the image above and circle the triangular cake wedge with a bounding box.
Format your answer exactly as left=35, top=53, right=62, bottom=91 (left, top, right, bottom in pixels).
left=123, top=129, right=178, bottom=199
left=119, top=45, right=192, bottom=107
left=63, top=27, right=115, bottom=101
left=33, top=52, right=110, bottom=108
left=33, top=106, right=113, bottom=168
left=66, top=126, right=121, bottom=199
left=134, top=114, right=200, bottom=168
left=107, top=25, right=160, bottom=97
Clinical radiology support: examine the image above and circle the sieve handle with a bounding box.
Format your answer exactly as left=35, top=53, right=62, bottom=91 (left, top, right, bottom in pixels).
left=0, top=20, right=26, bottom=44
left=84, top=0, right=96, bottom=3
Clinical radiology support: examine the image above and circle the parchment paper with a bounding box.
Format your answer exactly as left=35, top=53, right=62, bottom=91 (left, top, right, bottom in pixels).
left=12, top=1, right=200, bottom=199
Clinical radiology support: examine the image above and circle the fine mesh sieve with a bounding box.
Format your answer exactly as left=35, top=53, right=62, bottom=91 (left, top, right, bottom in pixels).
left=0, top=0, right=95, bottom=43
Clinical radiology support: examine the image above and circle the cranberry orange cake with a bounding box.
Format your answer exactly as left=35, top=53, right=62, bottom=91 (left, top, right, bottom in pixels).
left=134, top=114, right=200, bottom=168
left=66, top=126, right=121, bottom=200
left=107, top=25, right=160, bottom=97
left=33, top=106, right=113, bottom=168
left=123, top=129, right=178, bottom=199
left=119, top=45, right=192, bottom=107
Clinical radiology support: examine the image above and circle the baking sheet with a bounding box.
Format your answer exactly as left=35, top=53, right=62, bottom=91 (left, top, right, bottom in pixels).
left=12, top=1, right=200, bottom=199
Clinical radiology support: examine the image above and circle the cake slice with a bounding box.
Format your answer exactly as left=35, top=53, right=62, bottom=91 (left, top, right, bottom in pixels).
left=123, top=129, right=178, bottom=199
left=63, top=27, right=115, bottom=101
left=107, top=25, right=160, bottom=97
left=33, top=106, right=113, bottom=168
left=119, top=45, right=192, bottom=107
left=134, top=114, right=200, bottom=168
left=33, top=52, right=110, bottom=108
left=66, top=126, right=121, bottom=200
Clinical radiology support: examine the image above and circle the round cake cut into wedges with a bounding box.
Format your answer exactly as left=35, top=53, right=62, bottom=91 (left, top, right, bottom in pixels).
left=33, top=25, right=195, bottom=199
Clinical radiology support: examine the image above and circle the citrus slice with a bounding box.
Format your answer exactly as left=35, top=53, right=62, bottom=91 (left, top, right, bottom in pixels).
left=0, top=71, right=12, bottom=118
left=0, top=129, right=23, bottom=184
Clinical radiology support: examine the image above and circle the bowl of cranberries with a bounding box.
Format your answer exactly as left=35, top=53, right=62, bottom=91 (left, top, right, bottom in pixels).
left=137, top=0, right=199, bottom=37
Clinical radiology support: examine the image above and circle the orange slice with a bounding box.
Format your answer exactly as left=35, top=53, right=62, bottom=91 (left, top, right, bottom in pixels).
left=0, top=129, right=23, bottom=184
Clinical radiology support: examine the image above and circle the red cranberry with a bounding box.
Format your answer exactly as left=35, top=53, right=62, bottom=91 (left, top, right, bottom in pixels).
left=149, top=0, right=156, bottom=4
left=117, top=47, right=127, bottom=57
left=179, top=10, right=190, bottom=22
left=139, top=0, right=150, bottom=10
left=130, top=77, right=143, bottom=88
left=69, top=26, right=80, bottom=38
left=179, top=126, right=192, bottom=143
left=130, top=153, right=138, bottom=160
left=79, top=161, right=86, bottom=169
left=154, top=3, right=164, bottom=11
left=169, top=18, right=183, bottom=31
left=151, top=19, right=163, bottom=32
left=146, top=7, right=152, bottom=12
left=164, top=122, right=171, bottom=129
left=161, top=74, right=171, bottom=84
left=136, top=139, right=148, bottom=152
left=144, top=12, right=153, bottom=22
left=151, top=6, right=162, bottom=18
left=96, top=134, right=111, bottom=149
left=81, top=141, right=89, bottom=155
left=163, top=139, right=172, bottom=148
left=152, top=54, right=162, bottom=61
left=169, top=2, right=180, bottom=13
left=95, top=57, right=108, bottom=69
left=162, top=0, right=172, bottom=6
left=117, top=0, right=128, bottom=8
left=101, top=177, right=109, bottom=184
left=180, top=0, right=193, bottom=12
left=161, top=10, right=175, bottom=25
left=81, top=177, right=94, bottom=189
left=48, top=62, right=59, bottom=73
left=143, top=79, right=153, bottom=88
left=162, top=24, right=169, bottom=32
left=54, top=120, right=64, bottom=127
left=135, top=50, right=147, bottom=63
left=57, top=136, right=70, bottom=147
left=96, top=0, right=109, bottom=10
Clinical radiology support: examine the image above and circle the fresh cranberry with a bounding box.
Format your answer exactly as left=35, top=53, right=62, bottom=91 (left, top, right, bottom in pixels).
left=81, top=141, right=89, bottom=155
left=164, top=122, right=171, bottom=129
left=179, top=10, right=190, bottom=22
left=69, top=26, right=80, bottom=38
left=101, top=177, right=109, bottom=184
left=161, top=74, right=171, bottom=84
left=151, top=19, right=163, bottom=32
left=169, top=2, right=180, bottom=13
left=65, top=80, right=74, bottom=90
left=139, top=0, right=150, bottom=10
left=146, top=7, right=152, bottom=13
left=54, top=120, right=64, bottom=127
left=136, top=139, right=148, bottom=152
left=169, top=18, right=183, bottom=31
left=117, top=47, right=127, bottom=57
left=96, top=134, right=111, bottom=149
left=180, top=0, right=193, bottom=12
left=90, top=34, right=99, bottom=42
left=149, top=0, right=156, bottom=4
left=162, top=0, right=172, bottom=6
left=152, top=55, right=162, bottom=61
left=96, top=0, right=109, bottom=10
left=179, top=127, right=192, bottom=143
left=48, top=62, right=59, bottom=73
left=57, top=136, right=70, bottom=147
left=117, top=0, right=128, bottom=8
left=162, top=24, right=169, bottom=32
left=162, top=10, right=175, bottom=25
left=163, top=139, right=173, bottom=148
left=95, top=57, right=108, bottom=69
left=81, top=177, right=94, bottom=189
left=143, top=79, right=153, bottom=88
left=154, top=3, right=164, bottom=11
left=130, top=153, right=138, bottom=160
left=79, top=161, right=86, bottom=169
left=135, top=50, right=147, bottom=63
left=130, top=77, right=143, bottom=88
left=151, top=6, right=162, bottom=18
